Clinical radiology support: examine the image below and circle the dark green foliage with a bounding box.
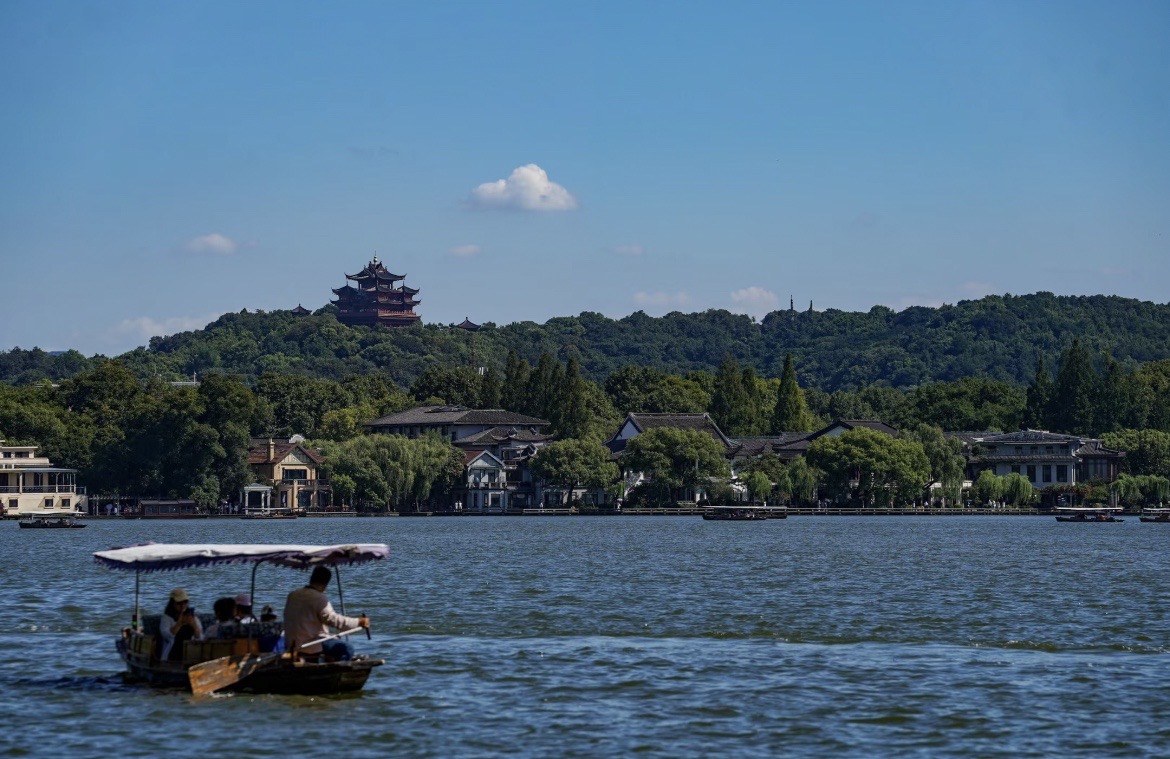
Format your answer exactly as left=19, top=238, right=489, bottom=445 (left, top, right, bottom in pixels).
left=11, top=294, right=1170, bottom=394
left=1049, top=339, right=1099, bottom=434
left=1023, top=356, right=1052, bottom=429
left=710, top=357, right=757, bottom=437
left=409, top=365, right=483, bottom=407
left=603, top=365, right=709, bottom=414
left=771, top=353, right=814, bottom=433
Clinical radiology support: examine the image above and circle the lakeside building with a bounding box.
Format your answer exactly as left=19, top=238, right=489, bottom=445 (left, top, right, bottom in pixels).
left=331, top=256, right=421, bottom=328
left=0, top=439, right=87, bottom=517
left=364, top=406, right=554, bottom=512
left=954, top=429, right=1125, bottom=490
left=243, top=437, right=332, bottom=514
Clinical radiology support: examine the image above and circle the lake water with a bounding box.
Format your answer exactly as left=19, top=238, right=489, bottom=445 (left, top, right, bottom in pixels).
left=1, top=516, right=1167, bottom=757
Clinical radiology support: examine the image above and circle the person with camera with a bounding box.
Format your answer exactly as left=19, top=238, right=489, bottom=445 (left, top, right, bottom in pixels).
left=159, top=588, right=203, bottom=661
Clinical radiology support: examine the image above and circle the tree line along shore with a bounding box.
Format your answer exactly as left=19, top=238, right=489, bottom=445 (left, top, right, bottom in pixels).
left=1, top=329, right=1168, bottom=513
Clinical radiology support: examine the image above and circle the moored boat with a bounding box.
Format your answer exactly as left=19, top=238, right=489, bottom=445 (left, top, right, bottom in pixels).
left=702, top=504, right=787, bottom=521
left=94, top=542, right=389, bottom=695
left=1055, top=506, right=1124, bottom=523
left=18, top=510, right=86, bottom=528
left=1139, top=507, right=1170, bottom=523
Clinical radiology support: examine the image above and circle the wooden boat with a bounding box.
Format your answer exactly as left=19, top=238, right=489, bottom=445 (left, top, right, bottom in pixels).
left=702, top=504, right=787, bottom=521
left=1055, top=506, right=1124, bottom=523
left=18, top=510, right=86, bottom=528
left=240, top=512, right=298, bottom=520
left=1139, top=507, right=1170, bottom=523
left=94, top=542, right=389, bottom=695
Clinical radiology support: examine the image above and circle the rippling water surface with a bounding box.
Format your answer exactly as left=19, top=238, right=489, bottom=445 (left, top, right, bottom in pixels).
left=2, top=516, right=1168, bottom=757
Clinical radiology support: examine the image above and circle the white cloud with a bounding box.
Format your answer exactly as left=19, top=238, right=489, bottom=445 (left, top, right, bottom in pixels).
left=633, top=291, right=690, bottom=308
left=116, top=314, right=213, bottom=340
left=184, top=233, right=238, bottom=255
left=957, top=281, right=994, bottom=297
left=613, top=245, right=645, bottom=256
left=449, top=244, right=482, bottom=257
left=730, top=286, right=779, bottom=317
left=468, top=164, right=578, bottom=212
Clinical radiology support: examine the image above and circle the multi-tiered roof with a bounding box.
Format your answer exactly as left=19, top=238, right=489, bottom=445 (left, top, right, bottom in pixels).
left=331, top=256, right=421, bottom=328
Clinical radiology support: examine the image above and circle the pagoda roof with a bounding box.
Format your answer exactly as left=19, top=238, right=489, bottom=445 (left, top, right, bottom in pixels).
left=345, top=256, right=405, bottom=282
left=456, top=318, right=480, bottom=331
left=290, top=304, right=311, bottom=315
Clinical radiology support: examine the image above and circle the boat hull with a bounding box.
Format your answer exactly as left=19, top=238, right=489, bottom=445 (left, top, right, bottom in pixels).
left=18, top=521, right=85, bottom=528
left=1055, top=516, right=1124, bottom=522
left=118, top=635, right=382, bottom=695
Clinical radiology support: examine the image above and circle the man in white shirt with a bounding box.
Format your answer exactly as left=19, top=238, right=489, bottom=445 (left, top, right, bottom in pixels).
left=282, top=566, right=369, bottom=660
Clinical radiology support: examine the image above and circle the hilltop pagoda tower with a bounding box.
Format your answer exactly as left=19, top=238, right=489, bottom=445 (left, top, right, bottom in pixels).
left=331, top=256, right=421, bottom=328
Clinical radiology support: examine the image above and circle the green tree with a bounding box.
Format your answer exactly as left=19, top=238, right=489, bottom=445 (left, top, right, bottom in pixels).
left=531, top=439, right=619, bottom=504
left=786, top=457, right=819, bottom=505
left=501, top=350, right=531, bottom=413
left=480, top=365, right=503, bottom=409
left=1023, top=355, right=1053, bottom=429
left=409, top=365, right=483, bottom=407
left=973, top=469, right=1003, bottom=506
left=710, top=356, right=753, bottom=437
left=1049, top=339, right=1099, bottom=434
left=771, top=353, right=815, bottom=433
left=1001, top=473, right=1034, bottom=507
left=1102, top=428, right=1170, bottom=478
left=907, top=424, right=966, bottom=506
left=623, top=427, right=730, bottom=503
left=806, top=427, right=930, bottom=508
left=744, top=470, right=772, bottom=504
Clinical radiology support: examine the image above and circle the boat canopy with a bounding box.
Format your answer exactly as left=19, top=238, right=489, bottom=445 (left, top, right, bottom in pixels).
left=22, top=510, right=83, bottom=517
left=94, top=543, right=389, bottom=573
left=1055, top=506, right=1123, bottom=512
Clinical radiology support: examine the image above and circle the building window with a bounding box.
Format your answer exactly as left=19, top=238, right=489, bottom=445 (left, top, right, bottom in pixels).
left=1042, top=465, right=1052, bottom=483
left=283, top=468, right=308, bottom=481
left=1010, top=465, right=1021, bottom=474
left=44, top=497, right=53, bottom=509
left=1056, top=465, right=1068, bottom=483
left=62, top=499, right=70, bottom=510
left=1045, top=446, right=1053, bottom=454
left=1027, top=465, right=1037, bottom=482
left=1015, top=447, right=1023, bottom=454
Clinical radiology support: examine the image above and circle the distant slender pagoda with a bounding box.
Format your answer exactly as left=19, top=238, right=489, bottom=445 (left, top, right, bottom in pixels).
left=331, top=256, right=421, bottom=328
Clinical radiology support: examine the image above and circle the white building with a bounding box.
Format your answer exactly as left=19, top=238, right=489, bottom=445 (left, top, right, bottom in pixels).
left=0, top=439, right=88, bottom=517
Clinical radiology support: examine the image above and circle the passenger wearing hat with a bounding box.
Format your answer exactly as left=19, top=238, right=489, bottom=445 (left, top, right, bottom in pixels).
left=159, top=588, right=203, bottom=661
left=234, top=593, right=257, bottom=624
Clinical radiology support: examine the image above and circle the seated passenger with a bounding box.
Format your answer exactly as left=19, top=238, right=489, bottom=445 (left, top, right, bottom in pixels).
left=260, top=604, right=278, bottom=623
left=234, top=593, right=257, bottom=624
left=159, top=588, right=203, bottom=661
left=204, top=597, right=237, bottom=639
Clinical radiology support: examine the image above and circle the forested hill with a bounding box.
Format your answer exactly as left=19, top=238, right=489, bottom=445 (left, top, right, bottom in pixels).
left=4, top=292, right=1170, bottom=391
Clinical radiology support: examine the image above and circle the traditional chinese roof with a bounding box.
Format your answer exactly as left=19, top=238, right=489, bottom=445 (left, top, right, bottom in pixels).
left=346, top=256, right=405, bottom=282
left=365, top=406, right=551, bottom=428
left=453, top=426, right=555, bottom=447
left=806, top=419, right=900, bottom=441
left=291, top=304, right=311, bottom=315
left=606, top=412, right=733, bottom=454
left=246, top=438, right=324, bottom=465
left=976, top=429, right=1082, bottom=444
left=726, top=434, right=809, bottom=458
left=456, top=317, right=480, bottom=331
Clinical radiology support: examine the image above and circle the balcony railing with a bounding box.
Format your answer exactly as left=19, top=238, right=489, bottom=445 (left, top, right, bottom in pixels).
left=0, top=484, right=82, bottom=494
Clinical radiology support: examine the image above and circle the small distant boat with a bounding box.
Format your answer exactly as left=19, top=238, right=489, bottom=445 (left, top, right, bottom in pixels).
left=240, top=511, right=298, bottom=520
left=702, top=505, right=787, bottom=521
left=1055, top=506, right=1124, bottom=523
left=1139, top=507, right=1170, bottom=523
left=18, top=511, right=86, bottom=529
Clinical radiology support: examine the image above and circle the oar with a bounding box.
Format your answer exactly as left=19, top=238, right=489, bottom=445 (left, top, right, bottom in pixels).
left=188, top=626, right=366, bottom=696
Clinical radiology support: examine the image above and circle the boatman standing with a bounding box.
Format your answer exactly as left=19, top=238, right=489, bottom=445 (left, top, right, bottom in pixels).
left=283, top=565, right=369, bottom=661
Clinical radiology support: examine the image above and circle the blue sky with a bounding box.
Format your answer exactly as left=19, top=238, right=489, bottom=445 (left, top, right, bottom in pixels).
left=2, top=0, right=1167, bottom=355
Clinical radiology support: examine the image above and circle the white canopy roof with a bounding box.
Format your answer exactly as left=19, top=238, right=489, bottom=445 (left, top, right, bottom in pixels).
left=94, top=543, right=389, bottom=573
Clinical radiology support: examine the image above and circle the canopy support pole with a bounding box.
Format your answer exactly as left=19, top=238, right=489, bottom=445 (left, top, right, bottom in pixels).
left=250, top=561, right=262, bottom=614
left=133, top=570, right=141, bottom=632
left=336, top=565, right=345, bottom=616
